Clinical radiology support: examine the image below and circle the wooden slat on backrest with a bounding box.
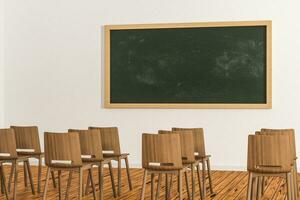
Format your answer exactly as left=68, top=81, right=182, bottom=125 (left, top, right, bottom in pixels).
left=44, top=132, right=82, bottom=167
left=88, top=127, right=121, bottom=155
left=260, top=128, right=296, bottom=160
left=172, top=127, right=206, bottom=157
left=0, top=129, right=18, bottom=159
left=248, top=134, right=292, bottom=173
left=10, top=126, right=41, bottom=153
left=158, top=130, right=195, bottom=163
left=68, top=129, right=103, bottom=161
left=142, top=133, right=182, bottom=170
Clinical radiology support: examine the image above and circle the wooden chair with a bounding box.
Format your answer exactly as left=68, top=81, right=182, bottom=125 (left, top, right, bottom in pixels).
left=0, top=128, right=35, bottom=200
left=68, top=129, right=117, bottom=200
left=247, top=134, right=295, bottom=200
left=258, top=129, right=298, bottom=198
left=0, top=160, right=9, bottom=200
left=158, top=130, right=202, bottom=200
left=172, top=127, right=215, bottom=198
left=43, top=131, right=96, bottom=200
left=10, top=125, right=56, bottom=193
left=141, top=133, right=188, bottom=200
left=88, top=126, right=132, bottom=196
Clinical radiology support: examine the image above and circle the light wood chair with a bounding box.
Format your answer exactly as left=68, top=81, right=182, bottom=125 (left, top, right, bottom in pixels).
left=68, top=129, right=117, bottom=200
left=158, top=130, right=203, bottom=200
left=141, top=133, right=188, bottom=200
left=43, top=131, right=96, bottom=200
left=172, top=127, right=215, bottom=198
left=258, top=129, right=298, bottom=199
left=0, top=128, right=35, bottom=200
left=247, top=134, right=295, bottom=200
left=0, top=160, right=9, bottom=200
left=88, top=126, right=132, bottom=196
left=10, top=125, right=56, bottom=193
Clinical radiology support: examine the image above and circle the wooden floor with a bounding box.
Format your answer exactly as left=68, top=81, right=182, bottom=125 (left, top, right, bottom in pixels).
left=0, top=165, right=299, bottom=199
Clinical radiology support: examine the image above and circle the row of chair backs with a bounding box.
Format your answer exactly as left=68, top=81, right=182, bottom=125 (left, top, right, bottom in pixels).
left=11, top=126, right=41, bottom=154
left=172, top=127, right=206, bottom=157
left=248, top=129, right=295, bottom=173
left=158, top=130, right=195, bottom=164
left=89, top=127, right=121, bottom=156
left=0, top=129, right=18, bottom=160
left=142, top=133, right=182, bottom=170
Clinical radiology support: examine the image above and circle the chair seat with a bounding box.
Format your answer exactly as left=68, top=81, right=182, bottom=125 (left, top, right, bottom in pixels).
left=248, top=166, right=292, bottom=174
left=146, top=166, right=183, bottom=171
left=17, top=152, right=43, bottom=157
left=103, top=153, right=129, bottom=159
left=0, top=155, right=29, bottom=162
left=195, top=154, right=211, bottom=160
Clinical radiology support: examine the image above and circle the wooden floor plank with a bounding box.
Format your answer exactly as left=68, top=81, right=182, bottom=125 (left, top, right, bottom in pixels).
left=0, top=165, right=298, bottom=199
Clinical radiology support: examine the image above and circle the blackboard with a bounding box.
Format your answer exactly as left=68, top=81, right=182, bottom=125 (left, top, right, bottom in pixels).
left=104, top=21, right=272, bottom=108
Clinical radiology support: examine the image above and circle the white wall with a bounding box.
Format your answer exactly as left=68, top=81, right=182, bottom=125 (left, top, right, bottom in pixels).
left=3, top=0, right=300, bottom=169
left=0, top=0, right=4, bottom=127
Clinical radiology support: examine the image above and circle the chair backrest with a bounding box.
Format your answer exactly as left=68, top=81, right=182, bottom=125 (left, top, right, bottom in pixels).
left=247, top=134, right=293, bottom=173
left=0, top=129, right=18, bottom=160
left=142, top=133, right=182, bottom=170
left=260, top=128, right=296, bottom=160
left=158, top=130, right=195, bottom=163
left=44, top=132, right=82, bottom=167
left=172, top=127, right=206, bottom=157
left=88, top=127, right=121, bottom=155
left=10, top=126, right=41, bottom=154
left=68, top=129, right=103, bottom=161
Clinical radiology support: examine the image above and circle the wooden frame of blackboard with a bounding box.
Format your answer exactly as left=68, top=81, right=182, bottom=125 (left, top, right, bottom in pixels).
left=104, top=21, right=272, bottom=109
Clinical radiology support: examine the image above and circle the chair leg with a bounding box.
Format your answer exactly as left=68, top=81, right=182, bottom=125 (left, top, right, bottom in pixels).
left=108, top=161, right=117, bottom=198
left=168, top=174, right=173, bottom=198
left=191, top=164, right=195, bottom=200
left=8, top=162, right=14, bottom=192
left=85, top=169, right=91, bottom=196
left=165, top=174, right=169, bottom=200
left=156, top=174, right=162, bottom=200
left=295, top=160, right=299, bottom=197
left=13, top=161, right=18, bottom=200
left=287, top=173, right=293, bottom=200
left=202, top=159, right=206, bottom=198
left=252, top=176, right=258, bottom=200
left=151, top=173, right=155, bottom=200
left=25, top=161, right=35, bottom=195
left=58, top=170, right=62, bottom=200
left=179, top=170, right=183, bottom=200
left=0, top=165, right=9, bottom=200
left=124, top=156, right=133, bottom=190
left=140, top=169, right=147, bottom=200
left=197, top=164, right=204, bottom=200
left=78, top=168, right=83, bottom=200
left=65, top=171, right=73, bottom=200
left=261, top=177, right=265, bottom=195
left=23, top=162, right=28, bottom=188
left=43, top=167, right=51, bottom=200
left=256, top=176, right=262, bottom=200
left=118, top=157, right=122, bottom=196
left=37, top=156, right=42, bottom=193
left=88, top=168, right=96, bottom=200
left=51, top=171, right=57, bottom=188
left=184, top=171, right=191, bottom=200
left=246, top=172, right=253, bottom=200
left=0, top=167, right=3, bottom=194
left=99, top=163, right=104, bottom=200
left=206, top=158, right=216, bottom=197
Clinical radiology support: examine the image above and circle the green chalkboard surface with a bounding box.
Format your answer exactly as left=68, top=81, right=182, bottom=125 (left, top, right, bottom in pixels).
left=105, top=21, right=272, bottom=108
